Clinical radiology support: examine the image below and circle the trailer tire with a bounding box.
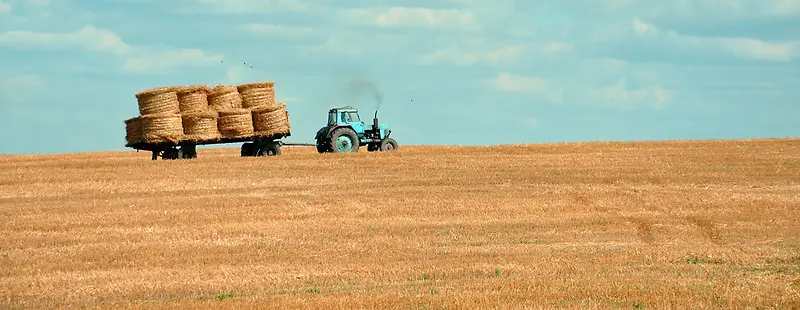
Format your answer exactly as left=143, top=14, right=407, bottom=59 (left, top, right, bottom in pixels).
left=241, top=143, right=255, bottom=157
left=257, top=143, right=281, bottom=156
left=179, top=145, right=197, bottom=159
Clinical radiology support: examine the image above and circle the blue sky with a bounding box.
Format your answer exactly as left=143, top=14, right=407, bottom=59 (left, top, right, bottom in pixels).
left=0, top=0, right=798, bottom=154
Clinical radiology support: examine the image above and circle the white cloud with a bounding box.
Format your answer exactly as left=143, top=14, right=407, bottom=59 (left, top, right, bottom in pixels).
left=1, top=75, right=44, bottom=103
left=591, top=0, right=800, bottom=21
left=123, top=49, right=224, bottom=73
left=246, top=23, right=315, bottom=37
left=544, top=42, right=574, bottom=53
left=26, top=0, right=49, bottom=7
left=633, top=18, right=798, bottom=62
left=0, top=25, right=129, bottom=54
left=495, top=73, right=548, bottom=93
left=418, top=45, right=519, bottom=66
left=340, top=7, right=478, bottom=30
left=300, top=32, right=409, bottom=56
left=587, top=78, right=670, bottom=110
left=185, top=0, right=308, bottom=14
left=632, top=18, right=657, bottom=37
left=3, top=74, right=43, bottom=90
left=493, top=73, right=563, bottom=103
left=0, top=1, right=10, bottom=14
left=0, top=24, right=224, bottom=75
left=419, top=40, right=572, bottom=66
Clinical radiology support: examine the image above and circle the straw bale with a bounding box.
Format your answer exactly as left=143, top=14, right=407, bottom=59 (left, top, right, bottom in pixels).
left=217, top=108, right=254, bottom=138
left=177, top=85, right=211, bottom=113
left=136, top=86, right=180, bottom=115
left=208, top=85, right=242, bottom=111
left=237, top=81, right=274, bottom=92
left=252, top=103, right=291, bottom=137
left=124, top=116, right=143, bottom=144
left=182, top=111, right=221, bottom=142
left=239, top=85, right=275, bottom=109
left=135, top=86, right=177, bottom=100
left=141, top=113, right=184, bottom=143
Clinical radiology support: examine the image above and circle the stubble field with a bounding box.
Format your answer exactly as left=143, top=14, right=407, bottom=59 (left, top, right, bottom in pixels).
left=0, top=139, right=798, bottom=309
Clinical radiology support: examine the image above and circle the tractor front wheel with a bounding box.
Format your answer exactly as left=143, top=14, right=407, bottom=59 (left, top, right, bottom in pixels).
left=329, top=128, right=359, bottom=153
left=380, top=138, right=398, bottom=151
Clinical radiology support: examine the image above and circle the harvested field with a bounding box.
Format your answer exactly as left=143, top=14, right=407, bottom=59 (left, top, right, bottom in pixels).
left=0, top=138, right=798, bottom=309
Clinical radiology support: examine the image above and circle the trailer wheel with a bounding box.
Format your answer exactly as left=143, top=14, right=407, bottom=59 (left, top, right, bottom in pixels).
left=241, top=143, right=255, bottom=157
left=257, top=143, right=281, bottom=156
left=179, top=145, right=197, bottom=159
left=158, top=147, right=178, bottom=160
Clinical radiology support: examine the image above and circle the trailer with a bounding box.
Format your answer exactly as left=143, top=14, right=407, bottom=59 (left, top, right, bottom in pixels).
left=126, top=132, right=313, bottom=160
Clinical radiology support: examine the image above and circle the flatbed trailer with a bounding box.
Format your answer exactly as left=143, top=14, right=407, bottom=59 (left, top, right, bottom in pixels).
left=126, top=131, right=314, bottom=160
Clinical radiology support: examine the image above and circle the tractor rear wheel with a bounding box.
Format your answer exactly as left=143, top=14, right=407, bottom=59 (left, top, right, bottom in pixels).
left=316, top=138, right=330, bottom=153
left=380, top=138, right=398, bottom=151
left=329, top=128, right=359, bottom=153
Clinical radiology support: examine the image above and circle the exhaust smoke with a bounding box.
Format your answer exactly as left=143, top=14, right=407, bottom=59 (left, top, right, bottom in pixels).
left=342, top=78, right=383, bottom=112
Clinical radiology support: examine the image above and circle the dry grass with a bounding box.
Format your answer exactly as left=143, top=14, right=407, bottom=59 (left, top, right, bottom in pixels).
left=0, top=138, right=798, bottom=309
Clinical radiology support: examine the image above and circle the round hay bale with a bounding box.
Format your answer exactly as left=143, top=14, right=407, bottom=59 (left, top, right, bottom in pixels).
left=136, top=86, right=180, bottom=115
left=239, top=85, right=275, bottom=109
left=252, top=103, right=291, bottom=137
left=208, top=85, right=242, bottom=111
left=217, top=108, right=254, bottom=138
left=237, top=81, right=275, bottom=91
left=124, top=116, right=143, bottom=144
left=141, top=113, right=183, bottom=143
left=182, top=111, right=221, bottom=142
left=177, top=85, right=211, bottom=113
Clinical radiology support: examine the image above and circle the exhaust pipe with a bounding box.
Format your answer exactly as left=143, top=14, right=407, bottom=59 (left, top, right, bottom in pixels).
left=373, top=110, right=379, bottom=132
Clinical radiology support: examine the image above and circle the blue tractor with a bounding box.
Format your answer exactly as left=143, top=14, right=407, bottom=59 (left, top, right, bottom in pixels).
left=315, top=106, right=398, bottom=153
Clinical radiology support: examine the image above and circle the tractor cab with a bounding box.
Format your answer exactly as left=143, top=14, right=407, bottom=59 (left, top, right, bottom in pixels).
left=315, top=106, right=397, bottom=153
left=327, top=106, right=366, bottom=136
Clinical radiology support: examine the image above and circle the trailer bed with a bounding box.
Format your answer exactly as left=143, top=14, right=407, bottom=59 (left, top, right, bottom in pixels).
left=126, top=132, right=292, bottom=160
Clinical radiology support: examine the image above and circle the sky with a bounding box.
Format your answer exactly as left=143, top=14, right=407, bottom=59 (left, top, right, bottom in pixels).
left=0, top=0, right=798, bottom=154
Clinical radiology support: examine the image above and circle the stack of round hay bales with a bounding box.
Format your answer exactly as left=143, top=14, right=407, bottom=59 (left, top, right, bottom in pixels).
left=135, top=86, right=183, bottom=143
left=182, top=111, right=221, bottom=141
left=124, top=116, right=144, bottom=145
left=252, top=103, right=291, bottom=137
left=217, top=108, right=254, bottom=138
left=208, top=85, right=243, bottom=111
left=238, top=81, right=275, bottom=109
left=141, top=113, right=184, bottom=143
left=177, top=85, right=211, bottom=113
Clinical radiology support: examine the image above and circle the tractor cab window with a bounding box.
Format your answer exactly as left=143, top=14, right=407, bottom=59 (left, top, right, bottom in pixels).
left=347, top=112, right=361, bottom=122
left=328, top=112, right=336, bottom=125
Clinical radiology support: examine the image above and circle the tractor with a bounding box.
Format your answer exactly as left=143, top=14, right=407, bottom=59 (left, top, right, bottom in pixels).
left=315, top=106, right=398, bottom=153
